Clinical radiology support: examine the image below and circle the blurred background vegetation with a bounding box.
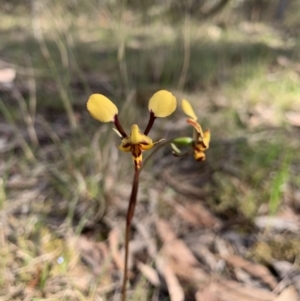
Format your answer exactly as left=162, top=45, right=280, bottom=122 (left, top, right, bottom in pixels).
left=1, top=0, right=300, bottom=300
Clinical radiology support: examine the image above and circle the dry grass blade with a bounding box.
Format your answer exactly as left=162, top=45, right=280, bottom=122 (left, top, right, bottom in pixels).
left=156, top=256, right=185, bottom=301
left=156, top=219, right=199, bottom=266
left=12, top=89, right=39, bottom=147
left=221, top=255, right=278, bottom=290
left=156, top=218, right=207, bottom=285
left=156, top=219, right=178, bottom=243
left=3, top=189, right=41, bottom=215
left=0, top=98, right=35, bottom=161
left=0, top=67, right=16, bottom=85
left=162, top=168, right=207, bottom=196
left=108, top=228, right=124, bottom=272
left=219, top=280, right=277, bottom=301
left=273, top=286, right=300, bottom=301
left=167, top=198, right=222, bottom=229
left=134, top=221, right=157, bottom=258
left=285, top=111, right=300, bottom=127
left=255, top=216, right=300, bottom=232
left=196, top=279, right=276, bottom=301
left=196, top=283, right=220, bottom=301
left=136, top=261, right=160, bottom=287
left=77, top=235, right=110, bottom=276
left=272, top=261, right=300, bottom=295
left=190, top=245, right=218, bottom=271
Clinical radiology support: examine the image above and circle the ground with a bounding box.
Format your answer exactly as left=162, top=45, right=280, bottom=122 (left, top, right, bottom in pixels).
left=1, top=1, right=300, bottom=300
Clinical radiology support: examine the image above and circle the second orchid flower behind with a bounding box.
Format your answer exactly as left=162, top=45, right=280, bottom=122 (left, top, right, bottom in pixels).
left=87, top=90, right=177, bottom=170
left=172, top=99, right=210, bottom=161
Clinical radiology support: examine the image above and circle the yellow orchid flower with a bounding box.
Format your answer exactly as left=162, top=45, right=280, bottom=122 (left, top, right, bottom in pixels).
left=173, top=99, right=210, bottom=161
left=117, top=124, right=164, bottom=170
left=87, top=90, right=176, bottom=170
left=87, top=90, right=177, bottom=301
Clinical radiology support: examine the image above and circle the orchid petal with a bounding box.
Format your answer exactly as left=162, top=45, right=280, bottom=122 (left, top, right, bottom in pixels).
left=182, top=99, right=198, bottom=121
left=194, top=151, right=206, bottom=161
left=148, top=90, right=177, bottom=118
left=87, top=94, right=118, bottom=123
left=202, top=130, right=210, bottom=149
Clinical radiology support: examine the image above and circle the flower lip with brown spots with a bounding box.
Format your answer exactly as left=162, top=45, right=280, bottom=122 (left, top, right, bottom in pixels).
left=117, top=124, right=164, bottom=170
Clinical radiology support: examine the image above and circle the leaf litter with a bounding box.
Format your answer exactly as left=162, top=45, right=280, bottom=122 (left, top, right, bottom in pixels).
left=1, top=133, right=300, bottom=300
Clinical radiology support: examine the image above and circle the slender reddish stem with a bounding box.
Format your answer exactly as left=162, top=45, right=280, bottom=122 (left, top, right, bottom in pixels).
left=114, top=114, right=127, bottom=138
left=121, top=168, right=140, bottom=301
left=144, top=111, right=156, bottom=135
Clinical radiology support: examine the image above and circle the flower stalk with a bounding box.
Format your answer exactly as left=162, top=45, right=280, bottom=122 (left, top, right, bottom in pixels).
left=121, top=168, right=140, bottom=301
left=86, top=90, right=177, bottom=301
